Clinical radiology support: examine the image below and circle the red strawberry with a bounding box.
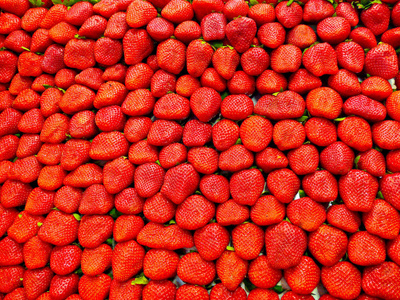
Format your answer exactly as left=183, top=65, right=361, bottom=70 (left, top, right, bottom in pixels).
left=308, top=225, right=348, bottom=266
left=327, top=204, right=361, bottom=233
left=142, top=280, right=176, bottom=300
left=188, top=147, right=219, bottom=174
left=125, top=63, right=154, bottom=91
left=336, top=2, right=359, bottom=27
left=248, top=255, right=282, bottom=289
left=317, top=17, right=351, bottom=45
left=49, top=274, right=79, bottom=300
left=126, top=0, right=157, bottom=28
left=0, top=51, right=18, bottom=84
left=0, top=266, right=24, bottom=294
left=90, top=131, right=129, bottom=161
left=25, top=188, right=54, bottom=216
left=81, top=244, right=112, bottom=276
left=328, top=69, right=362, bottom=98
left=306, top=87, right=342, bottom=119
left=115, top=188, right=144, bottom=215
left=257, top=22, right=286, bottom=49
left=287, top=197, right=326, bottom=232
left=356, top=149, right=386, bottom=177
left=174, top=20, right=202, bottom=44
left=37, top=165, right=67, bottom=191
left=153, top=93, right=190, bottom=121
left=192, top=0, right=224, bottom=21
left=284, top=256, right=320, bottom=295
left=232, top=223, right=264, bottom=260
left=271, top=44, right=302, bottom=74
left=210, top=283, right=247, bottom=300
left=216, top=199, right=250, bottom=226
left=186, top=40, right=213, bottom=78
left=105, top=12, right=129, bottom=40
left=273, top=119, right=305, bottom=151
left=265, top=221, right=307, bottom=269
left=287, top=144, right=319, bottom=175
left=1, top=180, right=32, bottom=209
left=23, top=236, right=52, bottom=270
left=95, top=105, right=126, bottom=133
left=78, top=273, right=111, bottom=300
left=267, top=168, right=300, bottom=204
left=75, top=68, right=104, bottom=91
left=158, top=143, right=186, bottom=169
left=147, top=18, right=175, bottom=42
left=0, top=108, right=22, bottom=137
left=321, top=262, right=361, bottom=300
left=147, top=120, right=183, bottom=147
left=343, top=95, right=387, bottom=123
left=337, top=116, right=373, bottom=152
left=365, top=43, right=399, bottom=80
left=143, top=249, right=179, bottom=280
left=18, top=108, right=44, bottom=134
left=176, top=74, right=201, bottom=97
left=7, top=210, right=44, bottom=244
left=362, top=262, right=400, bottom=300
left=63, top=163, right=103, bottom=188
left=64, top=39, right=96, bottom=71
left=41, top=44, right=65, bottom=75
left=199, top=174, right=229, bottom=204
left=361, top=76, right=392, bottom=101
left=60, top=139, right=91, bottom=171
left=161, top=0, right=194, bottom=23
left=255, top=147, right=287, bottom=173
left=248, top=3, right=275, bottom=27
left=0, top=236, right=23, bottom=266
left=190, top=87, right=221, bottom=122
left=123, top=29, right=154, bottom=66
left=78, top=15, right=107, bottom=40
left=286, top=25, right=317, bottom=50
left=226, top=17, right=257, bottom=53
left=201, top=12, right=227, bottom=41
left=176, top=285, right=209, bottom=300
left=40, top=113, right=69, bottom=144
left=0, top=13, right=21, bottom=35
left=8, top=156, right=42, bottom=183
left=124, top=116, right=152, bottom=143
left=78, top=215, right=114, bottom=248
left=387, top=150, right=400, bottom=173
left=143, top=193, right=175, bottom=224
left=241, top=47, right=269, bottom=76
left=275, top=1, right=302, bottom=29
left=178, top=252, right=216, bottom=285
left=388, top=235, right=400, bottom=266
left=348, top=231, right=386, bottom=267
left=157, top=39, right=186, bottom=75
left=372, top=120, right=400, bottom=150
left=212, top=47, right=240, bottom=80
left=250, top=195, right=285, bottom=226
left=182, top=120, right=212, bottom=147
left=230, top=169, right=264, bottom=206
left=40, top=88, right=63, bottom=118
left=4, top=29, right=31, bottom=53
left=114, top=215, right=144, bottom=242
left=360, top=3, right=390, bottom=36
left=216, top=250, right=248, bottom=291
left=111, top=240, right=145, bottom=282
left=303, top=170, right=338, bottom=203
left=150, top=70, right=176, bottom=98
left=13, top=88, right=41, bottom=111
left=303, top=0, right=335, bottom=23
left=94, top=81, right=128, bottom=110
left=303, top=43, right=338, bottom=77
left=176, top=195, right=215, bottom=230
left=24, top=267, right=53, bottom=300
left=50, top=245, right=82, bottom=276
left=54, top=186, right=82, bottom=214
left=128, top=140, right=159, bottom=165
left=65, top=2, right=94, bottom=26
left=349, top=27, right=377, bottom=49
left=221, top=94, right=253, bottom=120
left=17, top=134, right=42, bottom=159
left=223, top=0, right=248, bottom=20
left=194, top=223, right=229, bottom=261
left=40, top=4, right=67, bottom=29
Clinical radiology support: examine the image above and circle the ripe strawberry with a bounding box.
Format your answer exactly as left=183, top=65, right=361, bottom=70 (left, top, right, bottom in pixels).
left=240, top=47, right=269, bottom=77
left=142, top=280, right=176, bottom=300
left=48, top=22, right=78, bottom=45
left=303, top=0, right=334, bottom=23
left=328, top=69, right=362, bottom=98
left=158, top=143, right=186, bottom=169
left=178, top=252, right=216, bottom=285
left=63, top=163, right=103, bottom=188
left=221, top=94, right=253, bottom=120
left=226, top=17, right=257, bottom=53
left=190, top=87, right=221, bottom=122
left=363, top=198, right=400, bottom=239
left=273, top=119, right=305, bottom=151
left=343, top=95, right=387, bottom=123
left=248, top=255, right=282, bottom=289
left=321, top=262, right=361, bottom=300
left=147, top=120, right=184, bottom=147
left=125, top=63, right=154, bottom=91
left=0, top=266, right=24, bottom=294
left=40, top=113, right=69, bottom=144
left=103, top=157, right=134, bottom=195
left=90, top=131, right=129, bottom=161
left=23, top=236, right=52, bottom=270
left=348, top=27, right=376, bottom=50
left=192, top=0, right=224, bottom=21
left=216, top=250, right=247, bottom=291
left=286, top=25, right=317, bottom=50
left=182, top=120, right=211, bottom=147
left=81, top=244, right=112, bottom=276
left=111, top=240, right=145, bottom=282
left=248, top=3, right=275, bottom=26
left=365, top=43, right=399, bottom=80
left=223, top=0, right=248, bottom=20
left=348, top=231, right=385, bottom=267
left=361, top=76, right=392, bottom=101
left=123, top=29, right=154, bottom=66
left=115, top=188, right=145, bottom=215
left=8, top=156, right=42, bottom=183
left=372, top=120, right=400, bottom=150
left=137, top=222, right=194, bottom=250
left=186, top=40, right=213, bottom=78
left=257, top=22, right=286, bottom=49
left=255, top=147, right=288, bottom=173
left=17, top=108, right=44, bottom=134
left=0, top=236, right=23, bottom=266
left=302, top=170, right=338, bottom=203
left=40, top=88, right=63, bottom=118
left=188, top=147, right=219, bottom=174
left=150, top=70, right=176, bottom=98
left=308, top=225, right=348, bottom=266
left=144, top=194, right=174, bottom=225
left=147, top=17, right=174, bottom=42
left=336, top=2, right=359, bottom=27
left=50, top=245, right=82, bottom=276
left=303, top=43, right=338, bottom=77
left=4, top=29, right=31, bottom=53
left=79, top=184, right=114, bottom=215
left=360, top=3, right=390, bottom=36
left=78, top=273, right=111, bottom=300
left=176, top=195, right=215, bottom=230
left=13, top=88, right=41, bottom=112
left=0, top=91, right=14, bottom=111
left=39, top=210, right=79, bottom=246
left=387, top=150, right=400, bottom=173
left=284, top=256, right=320, bottom=295
left=78, top=215, right=114, bottom=248
left=124, top=116, right=152, bottom=143
left=25, top=187, right=55, bottom=216
left=102, top=64, right=127, bottom=83
left=267, top=168, right=300, bottom=204
left=161, top=0, right=194, bottom=23
left=194, top=223, right=229, bottom=262
left=216, top=199, right=250, bottom=226
left=7, top=210, right=44, bottom=244
left=16, top=134, right=42, bottom=159
left=320, top=142, right=354, bottom=175
left=60, top=139, right=90, bottom=171
left=287, top=197, right=326, bottom=232
left=256, top=69, right=287, bottom=94
left=157, top=39, right=186, bottom=75
left=0, top=51, right=18, bottom=84
left=387, top=91, right=400, bottom=121
left=362, top=262, right=400, bottom=300
left=327, top=204, right=361, bottom=233
left=128, top=140, right=159, bottom=165
left=95, top=81, right=128, bottom=109
left=317, top=17, right=351, bottom=45
left=232, top=223, right=264, bottom=260
left=126, top=0, right=157, bottom=28
left=65, top=2, right=93, bottom=26
left=0, top=204, right=18, bottom=236
left=78, top=15, right=107, bottom=40
left=0, top=12, right=21, bottom=35
left=110, top=277, right=143, bottom=300
left=250, top=195, right=284, bottom=226
left=337, top=117, right=373, bottom=152
left=306, top=87, right=342, bottom=119
left=54, top=186, right=82, bottom=214
left=201, top=12, right=227, bottom=41
left=174, top=20, right=202, bottom=44
left=0, top=108, right=22, bottom=137
left=1, top=180, right=32, bottom=209
left=153, top=93, right=190, bottom=120
left=356, top=149, right=386, bottom=177
left=275, top=1, right=302, bottom=28
left=105, top=12, right=129, bottom=40
left=24, top=267, right=53, bottom=300
left=388, top=235, right=400, bottom=266
left=144, top=249, right=179, bottom=280
left=75, top=68, right=104, bottom=91
left=287, top=144, right=319, bottom=175
left=176, top=74, right=201, bottom=97
left=64, top=39, right=96, bottom=71
left=176, top=285, right=209, bottom=300
left=210, top=284, right=247, bottom=300
left=40, top=4, right=67, bottom=29
left=95, top=105, right=126, bottom=133
left=271, top=44, right=302, bottom=73
left=37, top=165, right=67, bottom=191
left=212, top=47, right=240, bottom=80
left=230, top=169, right=264, bottom=206
left=41, top=44, right=66, bottom=75
left=49, top=273, right=79, bottom=300
left=266, top=221, right=307, bottom=269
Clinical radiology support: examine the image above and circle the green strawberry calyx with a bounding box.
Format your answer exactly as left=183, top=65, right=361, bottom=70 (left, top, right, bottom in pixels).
left=354, top=155, right=361, bottom=169
left=73, top=213, right=82, bottom=221
left=29, top=0, right=45, bottom=7
left=52, top=0, right=101, bottom=6
left=226, top=245, right=235, bottom=251
left=357, top=0, right=381, bottom=10
left=131, top=273, right=149, bottom=285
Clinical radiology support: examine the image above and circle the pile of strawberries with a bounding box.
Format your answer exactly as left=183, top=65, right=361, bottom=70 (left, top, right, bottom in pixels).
left=1, top=0, right=400, bottom=299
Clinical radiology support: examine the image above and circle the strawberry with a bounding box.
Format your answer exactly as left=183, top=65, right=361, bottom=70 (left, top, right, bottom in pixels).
left=40, top=113, right=69, bottom=144
left=192, top=0, right=224, bottom=21
left=317, top=17, right=351, bottom=45
left=78, top=274, right=111, bottom=300
left=0, top=12, right=21, bottom=35
left=381, top=28, right=400, bottom=49
left=24, top=267, right=53, bottom=300
left=321, top=262, right=361, bottom=300
left=250, top=195, right=285, bottom=226
left=248, top=289, right=280, bottom=300
left=186, top=40, right=213, bottom=78
left=257, top=22, right=286, bottom=49
left=124, top=116, right=152, bottom=143
left=212, top=47, right=240, bottom=80
left=356, top=149, right=386, bottom=177
left=0, top=266, right=24, bottom=294
left=1, top=180, right=32, bottom=209
left=30, top=28, right=54, bottom=54
left=126, top=0, right=157, bottom=28
left=102, top=64, right=127, bottom=83
left=348, top=231, right=385, bottom=266
left=240, top=47, right=269, bottom=77
left=238, top=115, right=272, bottom=152
left=188, top=147, right=219, bottom=174
left=32, top=74, right=55, bottom=93
left=41, top=44, right=66, bottom=75
left=23, top=236, right=52, bottom=270
left=328, top=69, right=362, bottom=98
left=110, top=279, right=143, bottom=300
left=48, top=22, right=78, bottom=45
left=103, top=157, right=135, bottom=195
left=137, top=222, right=194, bottom=250
left=144, top=249, right=179, bottom=280
left=176, top=75, right=201, bottom=97
left=50, top=245, right=82, bottom=276
left=365, top=43, right=399, bottom=80
left=216, top=250, right=248, bottom=291
left=210, top=284, right=247, bottom=300
left=78, top=15, right=107, bottom=40
left=142, top=280, right=176, bottom=300
left=343, top=95, right=387, bottom=123
left=0, top=205, right=18, bottom=236
left=308, top=225, right=348, bottom=266
left=64, top=163, right=103, bottom=188
left=248, top=255, right=282, bottom=288
left=121, top=89, right=155, bottom=116
left=388, top=235, right=400, bottom=266
left=13, top=89, right=41, bottom=112
left=226, top=17, right=257, bottom=53
left=271, top=44, right=302, bottom=73
left=306, top=87, right=343, bottom=119
left=0, top=0, right=29, bottom=17
left=387, top=150, right=400, bottom=173
left=123, top=29, right=154, bottom=66
left=143, top=193, right=175, bottom=224
left=273, top=119, right=306, bottom=151
left=190, top=87, right=221, bottom=122
left=157, top=39, right=186, bottom=75
left=81, top=244, right=112, bottom=276
left=287, top=144, right=319, bottom=175
left=40, top=88, right=62, bottom=118
left=303, top=170, right=338, bottom=203
left=147, top=17, right=174, bottom=42
left=153, top=93, right=190, bottom=121
left=194, top=223, right=229, bottom=261
left=387, top=91, right=400, bottom=121
left=232, top=223, right=264, bottom=260
left=363, top=198, right=400, bottom=239
left=0, top=236, right=23, bottom=266
left=327, top=204, right=361, bottom=233
left=105, top=12, right=128, bottom=40
left=174, top=20, right=202, bottom=44
left=40, top=4, right=67, bottom=29
left=266, top=221, right=307, bottom=269
left=248, top=3, right=275, bottom=26
left=303, top=43, right=338, bottom=77
left=201, top=13, right=227, bottom=41
left=79, top=184, right=114, bottom=215
left=128, top=140, right=159, bottom=165
left=0, top=91, right=15, bottom=111
left=349, top=27, right=377, bottom=50
left=64, top=39, right=96, bottom=71
left=89, top=131, right=129, bottom=161
left=336, top=2, right=359, bottom=27
left=54, top=186, right=82, bottom=214
left=7, top=210, right=44, bottom=243
left=287, top=197, right=326, bottom=232
left=275, top=2, right=301, bottom=29
left=216, top=199, right=250, bottom=226
left=147, top=120, right=184, bottom=146
left=360, top=3, right=390, bottom=36
left=126, top=63, right=154, bottom=91
left=303, top=0, right=335, bottom=23
left=37, top=165, right=67, bottom=191
left=78, top=215, right=114, bottom=248
left=0, top=108, right=22, bottom=137
left=223, top=0, right=248, bottom=20
left=49, top=274, right=79, bottom=300
left=39, top=210, right=79, bottom=246
left=178, top=252, right=216, bottom=285
left=284, top=256, right=320, bottom=295
left=95, top=81, right=128, bottom=109
left=115, top=188, right=144, bottom=215
left=361, top=76, right=392, bottom=101
left=182, top=120, right=211, bottom=147
left=25, top=188, right=55, bottom=216
left=372, top=120, right=400, bottom=150
left=18, top=108, right=44, bottom=134
left=255, top=147, right=287, bottom=173
left=95, top=105, right=126, bottom=132
left=112, top=240, right=145, bottom=282
left=161, top=0, right=194, bottom=24
left=65, top=2, right=94, bottom=26
left=0, top=51, right=17, bottom=84
left=286, top=25, right=317, bottom=50
left=8, top=156, right=42, bottom=183
left=230, top=169, right=264, bottom=206
left=212, top=119, right=239, bottom=152
left=4, top=29, right=31, bottom=53
left=151, top=70, right=177, bottom=98
left=337, top=116, right=373, bottom=152
left=16, top=134, right=42, bottom=159
left=221, top=94, right=253, bottom=120
left=75, top=68, right=104, bottom=91
left=176, top=285, right=209, bottom=300
left=257, top=71, right=287, bottom=95
left=157, top=143, right=186, bottom=169
left=267, top=168, right=300, bottom=204
left=176, top=195, right=215, bottom=230
left=362, top=262, right=400, bottom=300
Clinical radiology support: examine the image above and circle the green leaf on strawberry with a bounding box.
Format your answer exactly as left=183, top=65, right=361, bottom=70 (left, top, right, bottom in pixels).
left=131, top=273, right=149, bottom=285
left=354, top=155, right=361, bottom=169
left=29, top=0, right=45, bottom=7
left=273, top=284, right=284, bottom=293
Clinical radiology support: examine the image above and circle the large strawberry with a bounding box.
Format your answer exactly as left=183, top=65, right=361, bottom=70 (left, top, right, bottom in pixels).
left=187, top=39, right=213, bottom=78
left=216, top=250, right=248, bottom=291
left=123, top=29, right=154, bottom=65
left=365, top=43, right=399, bottom=80
left=177, top=252, right=216, bottom=285
left=226, top=17, right=257, bottom=53
left=362, top=262, right=400, bottom=300
left=284, top=256, right=320, bottom=295
left=302, top=43, right=339, bottom=77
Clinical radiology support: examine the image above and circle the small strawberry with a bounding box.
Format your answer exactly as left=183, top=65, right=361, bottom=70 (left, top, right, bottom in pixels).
left=256, top=70, right=288, bottom=94
left=115, top=188, right=144, bottom=215
left=240, top=47, right=269, bottom=76
left=75, top=68, right=104, bottom=91
left=16, top=134, right=42, bottom=159
left=153, top=93, right=191, bottom=121
left=321, top=262, right=361, bottom=300
left=188, top=147, right=219, bottom=174
left=387, top=150, right=400, bottom=173
left=49, top=274, right=79, bottom=300
left=303, top=43, right=339, bottom=77
left=360, top=3, right=390, bottom=36
left=0, top=13, right=21, bottom=35
left=128, top=140, right=159, bottom=165
left=328, top=69, right=362, bottom=98
left=336, top=2, right=359, bottom=27
left=112, top=240, right=146, bottom=282
left=54, top=186, right=82, bottom=214
left=221, top=94, right=254, bottom=120
left=176, top=74, right=201, bottom=97
left=178, top=252, right=216, bottom=285
left=123, top=29, right=154, bottom=66
left=361, top=76, right=392, bottom=101
left=37, top=165, right=67, bottom=191
left=78, top=274, right=111, bottom=300
left=158, top=143, right=186, bottom=169
left=95, top=81, right=128, bottom=109
left=147, top=120, right=184, bottom=147
left=23, top=236, right=53, bottom=270
left=78, top=215, right=114, bottom=249
left=63, top=163, right=103, bottom=188
left=79, top=184, right=114, bottom=215
left=337, top=116, right=373, bottom=152
left=356, top=149, right=386, bottom=177
left=226, top=17, right=257, bottom=53
left=267, top=168, right=300, bottom=203
left=287, top=144, right=319, bottom=175
left=248, top=255, right=282, bottom=289
left=50, top=245, right=82, bottom=276
left=176, top=195, right=215, bottom=230
left=157, top=39, right=186, bottom=75
left=1, top=180, right=32, bottom=209
left=25, top=187, right=55, bottom=216
left=308, top=225, right=348, bottom=267
left=0, top=108, right=22, bottom=137
left=65, top=2, right=94, bottom=26
left=0, top=266, right=24, bottom=294
left=102, top=64, right=127, bottom=83
left=190, top=87, right=221, bottom=122
left=40, top=113, right=70, bottom=144
left=41, top=44, right=66, bottom=75
left=257, top=22, right=286, bottom=49
left=255, top=147, right=288, bottom=173
left=194, top=223, right=230, bottom=261
left=348, top=231, right=386, bottom=266
left=105, top=12, right=129, bottom=40
left=232, top=223, right=264, bottom=260
left=216, top=250, right=248, bottom=291
left=127, top=0, right=157, bottom=28
left=174, top=20, right=202, bottom=45
left=250, top=195, right=285, bottom=226
left=343, top=95, right=387, bottom=123
left=372, top=120, right=400, bottom=150
left=216, top=199, right=249, bottom=226
left=4, top=29, right=31, bottom=53
left=0, top=236, right=23, bottom=266
left=287, top=197, right=326, bottom=232
left=144, top=249, right=179, bottom=281
left=90, top=131, right=129, bottom=161
left=273, top=119, right=306, bottom=151
left=162, top=0, right=194, bottom=24
left=349, top=27, right=377, bottom=50
left=303, top=0, right=334, bottom=23
left=81, top=244, right=112, bottom=276
left=230, top=169, right=264, bottom=206
left=286, top=25, right=317, bottom=50
left=284, top=256, right=320, bottom=295
left=317, top=17, right=351, bottom=45
left=388, top=236, right=400, bottom=266
left=212, top=47, right=240, bottom=80
left=327, top=204, right=361, bottom=233
left=186, top=40, right=213, bottom=78
left=201, top=13, right=227, bottom=41
left=210, top=284, right=247, bottom=300
left=24, top=267, right=53, bottom=300
left=303, top=170, right=338, bottom=203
